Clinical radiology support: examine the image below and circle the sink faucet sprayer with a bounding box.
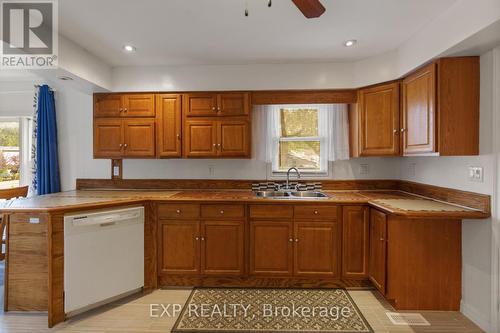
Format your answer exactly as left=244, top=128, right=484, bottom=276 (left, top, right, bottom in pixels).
left=286, top=167, right=301, bottom=190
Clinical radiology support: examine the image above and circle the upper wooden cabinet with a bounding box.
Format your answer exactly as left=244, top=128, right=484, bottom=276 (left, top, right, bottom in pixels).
left=351, top=57, right=479, bottom=157
left=184, top=119, right=250, bottom=158
left=94, top=118, right=155, bottom=158
left=402, top=57, right=479, bottom=156
left=94, top=94, right=155, bottom=117
left=184, top=92, right=250, bottom=117
left=156, top=94, right=182, bottom=158
left=358, top=82, right=400, bottom=156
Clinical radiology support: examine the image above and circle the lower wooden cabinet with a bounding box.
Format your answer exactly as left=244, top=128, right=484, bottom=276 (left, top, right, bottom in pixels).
left=249, top=221, right=293, bottom=276
left=158, top=220, right=200, bottom=275
left=342, top=206, right=369, bottom=278
left=201, top=220, right=244, bottom=275
left=369, top=209, right=387, bottom=294
left=293, top=221, right=339, bottom=277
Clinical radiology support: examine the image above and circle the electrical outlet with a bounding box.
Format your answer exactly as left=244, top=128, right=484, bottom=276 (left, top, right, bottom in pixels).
left=468, top=166, right=483, bottom=182
left=208, top=165, right=215, bottom=177
left=359, top=164, right=369, bottom=175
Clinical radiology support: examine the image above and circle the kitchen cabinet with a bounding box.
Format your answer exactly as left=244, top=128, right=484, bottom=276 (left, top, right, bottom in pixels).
left=156, top=94, right=182, bottom=157
left=184, top=92, right=249, bottom=117
left=158, top=220, right=200, bottom=275
left=94, top=93, right=155, bottom=117
left=94, top=118, right=155, bottom=158
left=342, top=206, right=369, bottom=279
left=358, top=82, right=400, bottom=156
left=350, top=56, right=479, bottom=157
left=369, top=209, right=387, bottom=294
left=293, top=221, right=339, bottom=277
left=402, top=63, right=436, bottom=154
left=249, top=204, right=340, bottom=278
left=184, top=119, right=250, bottom=158
left=250, top=220, right=293, bottom=276
left=157, top=204, right=245, bottom=277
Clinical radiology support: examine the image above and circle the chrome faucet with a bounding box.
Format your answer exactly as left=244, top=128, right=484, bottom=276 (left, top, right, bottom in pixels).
left=286, top=167, right=301, bottom=190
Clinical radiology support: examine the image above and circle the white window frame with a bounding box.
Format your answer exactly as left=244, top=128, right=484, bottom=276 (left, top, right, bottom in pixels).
left=0, top=117, right=32, bottom=189
left=270, top=105, right=330, bottom=177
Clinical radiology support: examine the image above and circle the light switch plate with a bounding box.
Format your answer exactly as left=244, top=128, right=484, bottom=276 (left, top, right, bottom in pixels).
left=208, top=165, right=215, bottom=177
left=468, top=166, right=483, bottom=182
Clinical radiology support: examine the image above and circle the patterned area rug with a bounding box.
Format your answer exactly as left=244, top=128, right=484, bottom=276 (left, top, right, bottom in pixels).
left=172, top=288, right=373, bottom=333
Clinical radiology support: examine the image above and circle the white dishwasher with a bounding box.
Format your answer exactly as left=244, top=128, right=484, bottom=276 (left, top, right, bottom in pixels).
left=64, top=206, right=144, bottom=316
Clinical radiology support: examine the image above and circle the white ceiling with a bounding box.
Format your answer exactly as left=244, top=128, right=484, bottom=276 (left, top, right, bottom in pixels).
left=59, top=0, right=457, bottom=67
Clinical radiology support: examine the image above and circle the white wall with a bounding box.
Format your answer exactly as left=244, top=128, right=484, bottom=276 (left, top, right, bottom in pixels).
left=399, top=50, right=497, bottom=332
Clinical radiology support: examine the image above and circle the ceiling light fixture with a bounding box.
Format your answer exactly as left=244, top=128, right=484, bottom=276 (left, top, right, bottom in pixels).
left=344, top=40, right=357, bottom=47
left=123, top=45, right=136, bottom=52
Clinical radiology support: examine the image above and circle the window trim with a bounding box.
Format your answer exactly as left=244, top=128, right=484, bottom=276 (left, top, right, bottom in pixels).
left=270, top=105, right=330, bottom=176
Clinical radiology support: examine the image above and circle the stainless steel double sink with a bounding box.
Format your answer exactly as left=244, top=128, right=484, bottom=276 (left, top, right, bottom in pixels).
left=255, top=191, right=328, bottom=199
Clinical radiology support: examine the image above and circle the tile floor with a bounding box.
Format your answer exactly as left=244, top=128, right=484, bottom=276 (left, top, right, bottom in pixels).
left=0, top=281, right=484, bottom=332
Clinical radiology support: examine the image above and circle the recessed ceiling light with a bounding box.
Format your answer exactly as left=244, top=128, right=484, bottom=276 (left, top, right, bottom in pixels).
left=123, top=45, right=136, bottom=52
left=58, top=76, right=73, bottom=81
left=344, top=40, right=357, bottom=47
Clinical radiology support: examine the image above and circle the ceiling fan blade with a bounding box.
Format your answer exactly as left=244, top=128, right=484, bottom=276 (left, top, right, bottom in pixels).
left=292, top=0, right=326, bottom=18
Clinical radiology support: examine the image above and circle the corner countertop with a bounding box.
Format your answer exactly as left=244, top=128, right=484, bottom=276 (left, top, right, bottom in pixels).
left=0, top=189, right=489, bottom=219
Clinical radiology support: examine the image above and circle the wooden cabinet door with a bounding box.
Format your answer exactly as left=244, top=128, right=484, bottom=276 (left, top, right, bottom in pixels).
left=184, top=120, right=217, bottom=157
left=94, top=94, right=123, bottom=117
left=201, top=220, right=244, bottom=275
left=293, top=221, right=339, bottom=277
left=402, top=63, right=436, bottom=155
left=94, top=118, right=123, bottom=158
left=369, top=209, right=387, bottom=295
left=217, top=120, right=250, bottom=157
left=123, top=119, right=156, bottom=157
left=157, top=94, right=182, bottom=157
left=342, top=206, right=369, bottom=279
left=359, top=82, right=400, bottom=156
left=250, top=221, right=293, bottom=276
left=217, top=93, right=250, bottom=116
left=158, top=220, right=200, bottom=275
left=122, top=94, right=155, bottom=117
left=185, top=93, right=218, bottom=117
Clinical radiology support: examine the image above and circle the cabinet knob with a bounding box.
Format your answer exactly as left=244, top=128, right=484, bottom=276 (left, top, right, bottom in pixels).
left=119, top=108, right=123, bottom=113
left=119, top=143, right=123, bottom=147
left=295, top=239, right=299, bottom=242
left=393, top=129, right=398, bottom=134
left=289, top=238, right=293, bottom=242
left=217, top=107, right=221, bottom=112
left=212, top=107, right=216, bottom=111
left=123, top=143, right=128, bottom=148
left=220, top=210, right=224, bottom=214
left=400, top=128, right=406, bottom=132
left=314, top=210, right=318, bottom=215
left=213, top=143, right=216, bottom=147
left=123, top=108, right=128, bottom=112
left=195, top=236, right=199, bottom=241
left=177, top=134, right=181, bottom=140
left=217, top=144, right=221, bottom=148
left=201, top=237, right=205, bottom=241
left=176, top=209, right=181, bottom=214
left=380, top=237, right=385, bottom=241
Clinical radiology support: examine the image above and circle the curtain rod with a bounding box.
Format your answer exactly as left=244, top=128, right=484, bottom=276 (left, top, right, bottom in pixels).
left=34, top=84, right=56, bottom=92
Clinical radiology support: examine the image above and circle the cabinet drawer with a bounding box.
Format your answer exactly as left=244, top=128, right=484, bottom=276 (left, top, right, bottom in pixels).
left=294, top=206, right=338, bottom=220
left=201, top=205, right=245, bottom=219
left=249, top=205, right=293, bottom=219
left=158, top=204, right=200, bottom=219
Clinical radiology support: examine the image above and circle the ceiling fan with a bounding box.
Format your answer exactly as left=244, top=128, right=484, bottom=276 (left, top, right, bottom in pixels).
left=244, top=0, right=326, bottom=19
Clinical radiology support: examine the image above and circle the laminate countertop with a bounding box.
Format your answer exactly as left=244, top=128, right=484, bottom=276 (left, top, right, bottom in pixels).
left=0, top=189, right=489, bottom=219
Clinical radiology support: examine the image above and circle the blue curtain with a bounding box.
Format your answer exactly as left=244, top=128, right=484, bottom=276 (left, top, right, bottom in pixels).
left=36, top=85, right=60, bottom=195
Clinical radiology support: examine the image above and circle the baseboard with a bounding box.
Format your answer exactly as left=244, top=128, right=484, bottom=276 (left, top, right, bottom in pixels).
left=461, top=300, right=491, bottom=332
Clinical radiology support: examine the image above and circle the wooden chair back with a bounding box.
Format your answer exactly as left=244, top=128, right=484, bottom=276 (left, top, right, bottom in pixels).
left=1, top=186, right=28, bottom=261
